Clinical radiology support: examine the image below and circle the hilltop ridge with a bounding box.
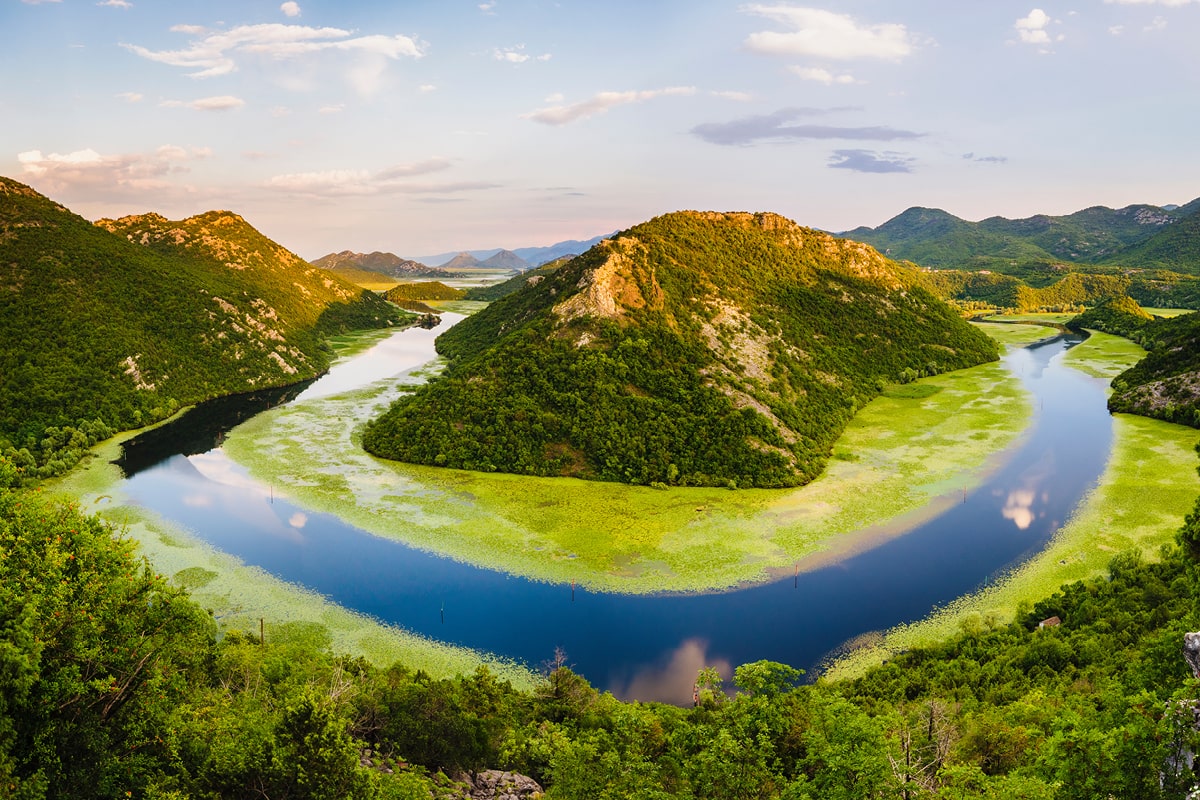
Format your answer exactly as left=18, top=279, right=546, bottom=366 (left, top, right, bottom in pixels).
left=363, top=210, right=998, bottom=488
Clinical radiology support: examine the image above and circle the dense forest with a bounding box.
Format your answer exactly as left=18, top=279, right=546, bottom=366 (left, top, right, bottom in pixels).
left=363, top=211, right=998, bottom=489
left=0, top=178, right=405, bottom=485
left=5, top=481, right=1200, bottom=798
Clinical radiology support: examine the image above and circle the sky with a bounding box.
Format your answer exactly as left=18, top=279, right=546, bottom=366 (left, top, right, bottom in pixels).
left=3, top=0, right=1199, bottom=260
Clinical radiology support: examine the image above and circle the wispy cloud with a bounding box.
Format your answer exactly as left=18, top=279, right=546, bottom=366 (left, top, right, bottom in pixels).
left=493, top=45, right=552, bottom=64
left=790, top=66, right=858, bottom=85
left=263, top=158, right=496, bottom=197
left=742, top=5, right=914, bottom=60
left=97, top=0, right=133, bottom=8
left=280, top=1, right=301, bottom=17
left=711, top=90, right=754, bottom=102
left=17, top=145, right=210, bottom=194
left=115, top=91, right=143, bottom=103
left=123, top=23, right=425, bottom=95
left=962, top=152, right=1008, bottom=164
left=479, top=1, right=498, bottom=13
left=161, top=95, right=245, bottom=111
left=21, top=0, right=62, bottom=4
left=523, top=87, right=696, bottom=126
left=691, top=108, right=922, bottom=146
left=829, top=149, right=914, bottom=173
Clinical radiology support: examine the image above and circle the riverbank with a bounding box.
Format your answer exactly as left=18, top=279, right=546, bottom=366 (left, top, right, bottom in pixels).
left=824, top=329, right=1200, bottom=679
left=220, top=321, right=1046, bottom=595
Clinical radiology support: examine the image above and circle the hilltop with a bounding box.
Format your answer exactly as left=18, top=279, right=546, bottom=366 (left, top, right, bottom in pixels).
left=843, top=199, right=1200, bottom=272
left=0, top=177, right=404, bottom=482
left=311, top=250, right=442, bottom=281
left=363, top=211, right=998, bottom=488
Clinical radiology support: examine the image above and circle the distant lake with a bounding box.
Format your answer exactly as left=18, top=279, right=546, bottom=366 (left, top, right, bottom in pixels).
left=116, top=321, right=1109, bottom=703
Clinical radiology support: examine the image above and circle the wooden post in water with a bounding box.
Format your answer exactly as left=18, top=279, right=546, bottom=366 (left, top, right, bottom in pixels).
left=440, top=602, right=444, bottom=624
left=571, top=579, right=575, bottom=602
left=794, top=563, right=799, bottom=588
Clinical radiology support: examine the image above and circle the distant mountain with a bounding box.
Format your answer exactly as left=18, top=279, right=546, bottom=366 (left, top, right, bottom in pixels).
left=0, top=176, right=403, bottom=482
left=464, top=256, right=574, bottom=302
left=478, top=249, right=528, bottom=270
left=843, top=200, right=1199, bottom=270
left=440, top=251, right=483, bottom=270
left=1103, top=206, right=1200, bottom=272
left=312, top=250, right=441, bottom=279
left=363, top=210, right=997, bottom=489
left=513, top=233, right=615, bottom=267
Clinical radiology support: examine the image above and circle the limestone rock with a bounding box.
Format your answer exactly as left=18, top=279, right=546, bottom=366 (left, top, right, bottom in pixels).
left=451, top=770, right=544, bottom=800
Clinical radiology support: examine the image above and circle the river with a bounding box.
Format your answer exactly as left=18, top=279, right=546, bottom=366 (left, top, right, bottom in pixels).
left=114, top=319, right=1110, bottom=702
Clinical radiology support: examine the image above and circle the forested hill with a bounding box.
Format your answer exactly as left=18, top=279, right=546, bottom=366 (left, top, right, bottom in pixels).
left=363, top=210, right=998, bottom=489
left=0, top=177, right=404, bottom=483
left=843, top=199, right=1200, bottom=271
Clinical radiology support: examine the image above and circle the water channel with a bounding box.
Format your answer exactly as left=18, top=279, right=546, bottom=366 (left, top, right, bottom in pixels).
left=114, top=319, right=1111, bottom=702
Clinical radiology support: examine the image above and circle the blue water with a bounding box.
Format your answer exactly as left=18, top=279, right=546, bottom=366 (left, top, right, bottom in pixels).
left=118, top=330, right=1111, bottom=703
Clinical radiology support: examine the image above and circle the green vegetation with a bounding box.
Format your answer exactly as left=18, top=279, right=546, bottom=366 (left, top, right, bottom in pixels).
left=919, top=270, right=1131, bottom=313
left=364, top=211, right=998, bottom=489
left=1065, top=295, right=1154, bottom=340
left=843, top=199, right=1200, bottom=271
left=9, top=470, right=1200, bottom=798
left=382, top=281, right=467, bottom=302
left=222, top=322, right=1032, bottom=594
left=1109, top=311, right=1200, bottom=426
left=0, top=178, right=405, bottom=486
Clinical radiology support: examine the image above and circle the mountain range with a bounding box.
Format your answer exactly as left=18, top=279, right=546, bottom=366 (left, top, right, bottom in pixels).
left=362, top=210, right=998, bottom=489
left=842, top=198, right=1200, bottom=272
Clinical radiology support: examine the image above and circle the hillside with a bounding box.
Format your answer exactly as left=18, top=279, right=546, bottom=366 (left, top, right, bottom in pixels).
left=363, top=211, right=998, bottom=488
left=464, top=257, right=573, bottom=302
left=1109, top=311, right=1200, bottom=426
left=0, top=177, right=404, bottom=482
left=311, top=250, right=441, bottom=279
left=844, top=200, right=1197, bottom=270
left=478, top=249, right=528, bottom=270
left=1106, top=206, right=1200, bottom=272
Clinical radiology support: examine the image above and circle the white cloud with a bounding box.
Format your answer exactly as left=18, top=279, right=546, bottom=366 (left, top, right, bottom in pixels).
left=280, top=1, right=301, bottom=17
left=170, top=24, right=208, bottom=35
left=479, top=1, right=497, bottom=13
left=16, top=145, right=209, bottom=195
left=742, top=5, right=914, bottom=60
left=1109, top=24, right=1126, bottom=34
left=493, top=44, right=551, bottom=64
left=21, top=0, right=61, bottom=4
left=523, top=86, right=697, bottom=126
left=418, top=83, right=436, bottom=93
left=161, top=95, right=245, bottom=111
left=1146, top=15, right=1169, bottom=29
left=97, top=0, right=133, bottom=8
left=1015, top=9, right=1053, bottom=44
left=318, top=104, right=344, bottom=114
left=1105, top=0, right=1197, bottom=4
left=270, top=105, right=292, bottom=117
left=115, top=91, right=143, bottom=102
left=123, top=23, right=425, bottom=95
left=263, top=157, right=493, bottom=197
left=790, top=66, right=858, bottom=85
left=711, top=90, right=754, bottom=102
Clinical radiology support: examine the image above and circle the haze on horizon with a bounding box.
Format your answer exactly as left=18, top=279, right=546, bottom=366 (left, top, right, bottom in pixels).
left=3, top=0, right=1198, bottom=259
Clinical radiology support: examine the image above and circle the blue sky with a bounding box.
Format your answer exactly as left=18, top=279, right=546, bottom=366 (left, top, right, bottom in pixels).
left=3, top=0, right=1199, bottom=259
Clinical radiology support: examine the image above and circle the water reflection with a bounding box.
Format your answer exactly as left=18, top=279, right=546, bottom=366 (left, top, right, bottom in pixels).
left=116, top=331, right=1114, bottom=701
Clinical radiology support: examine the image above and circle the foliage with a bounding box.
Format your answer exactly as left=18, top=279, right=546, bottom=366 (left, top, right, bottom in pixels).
left=917, top=269, right=1131, bottom=313
left=0, top=177, right=405, bottom=484
left=463, top=259, right=572, bottom=302
left=1065, top=294, right=1154, bottom=340
left=364, top=211, right=998, bottom=488
left=1109, top=310, right=1200, bottom=426
left=382, top=281, right=466, bottom=302
left=844, top=200, right=1200, bottom=271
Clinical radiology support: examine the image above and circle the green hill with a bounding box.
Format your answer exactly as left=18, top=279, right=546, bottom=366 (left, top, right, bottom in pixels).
left=1065, top=295, right=1154, bottom=341
left=1106, top=207, right=1200, bottom=272
left=0, top=177, right=405, bottom=482
left=845, top=200, right=1195, bottom=271
left=363, top=211, right=998, bottom=488
left=463, top=257, right=574, bottom=302
left=1109, top=311, right=1200, bottom=426
left=382, top=281, right=467, bottom=302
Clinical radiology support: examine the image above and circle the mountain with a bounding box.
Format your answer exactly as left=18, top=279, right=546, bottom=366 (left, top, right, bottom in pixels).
left=1103, top=206, right=1200, bottom=272
left=478, top=249, right=528, bottom=270
left=1109, top=310, right=1200, bottom=426
left=513, top=232, right=615, bottom=267
left=311, top=250, right=441, bottom=279
left=0, top=177, right=404, bottom=482
left=843, top=200, right=1198, bottom=270
left=440, top=251, right=483, bottom=270
left=362, top=211, right=998, bottom=489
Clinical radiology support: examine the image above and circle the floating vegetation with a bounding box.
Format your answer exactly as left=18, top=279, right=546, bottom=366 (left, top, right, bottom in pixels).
left=825, top=334, right=1200, bottom=679
left=220, top=322, right=1039, bottom=595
